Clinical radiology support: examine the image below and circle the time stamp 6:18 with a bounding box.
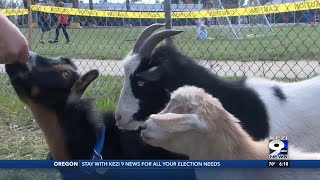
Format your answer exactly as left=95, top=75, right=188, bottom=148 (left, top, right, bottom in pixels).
left=268, top=161, right=290, bottom=168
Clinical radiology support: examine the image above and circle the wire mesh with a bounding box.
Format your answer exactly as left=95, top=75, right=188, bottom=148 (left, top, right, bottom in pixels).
left=0, top=0, right=320, bottom=103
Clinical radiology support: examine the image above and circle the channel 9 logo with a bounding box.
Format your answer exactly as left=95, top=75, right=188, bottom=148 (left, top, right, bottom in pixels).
left=269, top=136, right=288, bottom=159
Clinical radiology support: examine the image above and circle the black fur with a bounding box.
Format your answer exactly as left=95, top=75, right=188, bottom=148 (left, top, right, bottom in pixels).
left=129, top=45, right=269, bottom=141
left=272, top=86, right=286, bottom=101
left=56, top=99, right=101, bottom=159
left=6, top=55, right=80, bottom=109
left=5, top=53, right=190, bottom=161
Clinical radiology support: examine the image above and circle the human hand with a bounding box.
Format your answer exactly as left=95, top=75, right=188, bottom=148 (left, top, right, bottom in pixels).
left=0, top=12, right=30, bottom=64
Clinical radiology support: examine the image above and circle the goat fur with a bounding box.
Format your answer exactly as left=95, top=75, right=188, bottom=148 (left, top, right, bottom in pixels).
left=117, top=44, right=320, bottom=152
left=141, top=85, right=320, bottom=180
left=5, top=53, right=197, bottom=179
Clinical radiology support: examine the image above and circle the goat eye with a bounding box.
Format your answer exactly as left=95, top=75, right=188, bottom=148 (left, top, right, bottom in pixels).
left=137, top=81, right=144, bottom=87
left=62, top=72, right=69, bottom=79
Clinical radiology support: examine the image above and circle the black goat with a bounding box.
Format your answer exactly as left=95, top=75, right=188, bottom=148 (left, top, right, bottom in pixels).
left=5, top=53, right=196, bottom=179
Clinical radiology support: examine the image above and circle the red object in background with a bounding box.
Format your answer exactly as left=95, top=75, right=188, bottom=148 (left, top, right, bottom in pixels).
left=284, top=14, right=289, bottom=23
left=58, top=14, right=68, bottom=25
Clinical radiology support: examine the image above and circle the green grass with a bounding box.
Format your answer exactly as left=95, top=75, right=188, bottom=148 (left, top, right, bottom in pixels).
left=0, top=76, right=62, bottom=178
left=19, top=24, right=320, bottom=61
left=0, top=169, right=61, bottom=180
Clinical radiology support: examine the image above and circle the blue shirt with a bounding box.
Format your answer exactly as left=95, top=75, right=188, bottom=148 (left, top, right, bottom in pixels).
left=198, top=30, right=208, bottom=40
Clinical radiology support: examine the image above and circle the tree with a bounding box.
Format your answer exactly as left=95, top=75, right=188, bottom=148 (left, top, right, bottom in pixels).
left=126, top=0, right=130, bottom=11
left=0, top=0, right=4, bottom=8
left=89, top=0, right=93, bottom=10
left=88, top=0, right=97, bottom=26
left=71, top=0, right=80, bottom=23
left=125, top=0, right=131, bottom=26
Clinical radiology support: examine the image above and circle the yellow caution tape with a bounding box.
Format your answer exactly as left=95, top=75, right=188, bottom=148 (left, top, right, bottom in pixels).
left=31, top=5, right=164, bottom=18
left=1, top=0, right=319, bottom=18
left=176, top=0, right=320, bottom=18
left=0, top=9, right=28, bottom=16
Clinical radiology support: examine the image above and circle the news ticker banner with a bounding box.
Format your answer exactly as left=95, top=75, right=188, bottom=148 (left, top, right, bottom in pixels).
left=1, top=0, right=320, bottom=18
left=0, top=160, right=319, bottom=169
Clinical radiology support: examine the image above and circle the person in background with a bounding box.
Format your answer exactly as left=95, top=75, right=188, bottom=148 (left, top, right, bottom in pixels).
left=195, top=18, right=205, bottom=36
left=284, top=13, right=289, bottom=24
left=38, top=1, right=53, bottom=44
left=304, top=11, right=311, bottom=24
left=310, top=10, right=315, bottom=25
left=52, top=1, right=71, bottom=44
left=0, top=12, right=29, bottom=64
left=196, top=25, right=208, bottom=40
left=203, top=0, right=214, bottom=27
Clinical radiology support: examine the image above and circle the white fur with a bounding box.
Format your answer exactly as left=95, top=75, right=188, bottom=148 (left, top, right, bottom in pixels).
left=141, top=86, right=320, bottom=180
left=115, top=53, right=144, bottom=129
left=246, top=76, right=320, bottom=151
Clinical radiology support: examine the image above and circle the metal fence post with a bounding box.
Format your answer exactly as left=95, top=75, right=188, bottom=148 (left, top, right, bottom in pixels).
left=27, top=0, right=32, bottom=50
left=164, top=0, right=172, bottom=46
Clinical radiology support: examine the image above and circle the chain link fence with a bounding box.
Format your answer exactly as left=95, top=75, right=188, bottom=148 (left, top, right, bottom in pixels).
left=1, top=0, right=320, bottom=103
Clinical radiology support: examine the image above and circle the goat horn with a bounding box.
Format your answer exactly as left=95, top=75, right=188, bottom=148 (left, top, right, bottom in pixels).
left=132, top=23, right=166, bottom=54
left=138, top=29, right=183, bottom=58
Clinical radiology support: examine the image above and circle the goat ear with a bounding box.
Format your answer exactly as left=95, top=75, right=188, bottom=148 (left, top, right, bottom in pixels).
left=67, top=69, right=99, bottom=103
left=150, top=113, right=205, bottom=132
left=136, top=66, right=163, bottom=82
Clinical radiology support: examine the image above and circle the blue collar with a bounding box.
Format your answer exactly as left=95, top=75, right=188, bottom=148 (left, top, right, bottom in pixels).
left=91, top=128, right=106, bottom=160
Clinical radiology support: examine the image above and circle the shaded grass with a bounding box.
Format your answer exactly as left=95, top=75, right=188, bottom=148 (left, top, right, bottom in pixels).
left=0, top=81, right=62, bottom=179
left=0, top=169, right=61, bottom=180
left=19, top=24, right=320, bottom=61
left=0, top=86, right=46, bottom=160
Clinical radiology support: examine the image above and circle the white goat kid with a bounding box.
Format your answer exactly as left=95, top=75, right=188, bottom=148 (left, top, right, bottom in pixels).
left=141, top=86, right=320, bottom=180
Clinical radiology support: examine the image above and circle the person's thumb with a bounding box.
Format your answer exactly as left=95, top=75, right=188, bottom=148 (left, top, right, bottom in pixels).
left=17, top=43, right=30, bottom=63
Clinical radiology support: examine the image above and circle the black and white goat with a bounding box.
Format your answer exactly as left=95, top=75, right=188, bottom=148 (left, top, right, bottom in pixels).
left=5, top=53, right=196, bottom=179
left=115, top=23, right=320, bottom=152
